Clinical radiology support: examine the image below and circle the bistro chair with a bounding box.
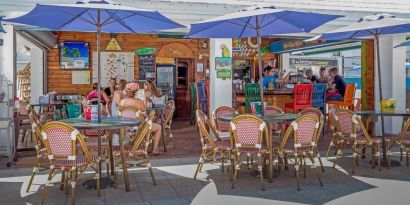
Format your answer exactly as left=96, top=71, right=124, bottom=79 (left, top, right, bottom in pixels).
left=331, top=108, right=382, bottom=174
left=299, top=108, right=325, bottom=172
left=194, top=110, right=231, bottom=179
left=276, top=114, right=323, bottom=191
left=25, top=105, right=51, bottom=193
left=230, top=114, right=270, bottom=191
left=212, top=106, right=237, bottom=140
left=112, top=111, right=157, bottom=188
left=326, top=83, right=356, bottom=110
left=264, top=105, right=284, bottom=137
left=285, top=84, right=313, bottom=113
left=386, top=117, right=410, bottom=168
left=40, top=121, right=101, bottom=205
left=164, top=100, right=176, bottom=148
left=244, top=83, right=261, bottom=113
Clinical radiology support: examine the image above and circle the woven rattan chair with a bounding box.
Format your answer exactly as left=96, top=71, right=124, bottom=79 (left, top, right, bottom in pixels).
left=112, top=111, right=157, bottom=188
left=299, top=108, right=325, bottom=172
left=194, top=110, right=231, bottom=179
left=212, top=106, right=237, bottom=140
left=164, top=100, right=176, bottom=148
left=331, top=108, right=382, bottom=174
left=387, top=118, right=410, bottom=168
left=277, top=114, right=323, bottom=191
left=25, top=104, right=51, bottom=193
left=325, top=105, right=340, bottom=157
left=40, top=121, right=101, bottom=205
left=230, top=114, right=270, bottom=191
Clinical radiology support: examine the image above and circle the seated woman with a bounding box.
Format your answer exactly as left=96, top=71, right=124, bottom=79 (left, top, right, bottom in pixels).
left=87, top=83, right=110, bottom=105
left=111, top=79, right=127, bottom=117
left=326, top=67, right=346, bottom=101
left=144, top=80, right=161, bottom=99
left=120, top=82, right=163, bottom=156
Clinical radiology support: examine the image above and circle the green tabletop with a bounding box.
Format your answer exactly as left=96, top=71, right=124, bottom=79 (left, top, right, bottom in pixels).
left=60, top=117, right=140, bottom=129
left=219, top=113, right=300, bottom=123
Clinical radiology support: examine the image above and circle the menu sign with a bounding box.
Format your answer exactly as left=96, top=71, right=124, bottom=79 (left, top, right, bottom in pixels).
left=139, top=54, right=155, bottom=80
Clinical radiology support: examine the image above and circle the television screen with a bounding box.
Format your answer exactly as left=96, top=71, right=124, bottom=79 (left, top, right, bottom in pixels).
left=60, top=42, right=89, bottom=69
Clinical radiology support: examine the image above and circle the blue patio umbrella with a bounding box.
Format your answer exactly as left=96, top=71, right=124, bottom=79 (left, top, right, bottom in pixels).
left=0, top=17, right=5, bottom=33
left=394, top=39, right=410, bottom=48
left=310, top=13, right=410, bottom=163
left=5, top=0, right=184, bottom=121
left=187, top=6, right=342, bottom=112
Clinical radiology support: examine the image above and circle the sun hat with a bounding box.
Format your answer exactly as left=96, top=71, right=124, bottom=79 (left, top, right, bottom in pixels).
left=125, top=82, right=139, bottom=92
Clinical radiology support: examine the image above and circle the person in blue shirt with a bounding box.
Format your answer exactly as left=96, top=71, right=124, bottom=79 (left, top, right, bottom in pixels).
left=262, top=66, right=277, bottom=89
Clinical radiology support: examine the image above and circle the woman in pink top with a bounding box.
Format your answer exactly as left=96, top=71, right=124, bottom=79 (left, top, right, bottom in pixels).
left=87, top=83, right=109, bottom=105
left=120, top=82, right=163, bottom=156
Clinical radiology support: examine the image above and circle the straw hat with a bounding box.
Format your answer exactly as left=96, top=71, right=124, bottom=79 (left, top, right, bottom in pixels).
left=125, top=82, right=139, bottom=92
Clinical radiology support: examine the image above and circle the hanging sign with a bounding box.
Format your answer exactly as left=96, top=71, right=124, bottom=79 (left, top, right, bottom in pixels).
left=215, top=57, right=232, bottom=79
left=134, top=47, right=156, bottom=56
left=138, top=54, right=156, bottom=80
left=106, top=37, right=121, bottom=51
left=156, top=57, right=175, bottom=65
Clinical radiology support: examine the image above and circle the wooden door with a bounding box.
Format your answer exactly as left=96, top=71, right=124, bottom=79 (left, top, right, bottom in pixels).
left=175, top=59, right=192, bottom=119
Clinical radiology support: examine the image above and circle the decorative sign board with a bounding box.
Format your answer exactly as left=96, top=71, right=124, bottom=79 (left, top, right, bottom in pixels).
left=92, top=52, right=134, bottom=86
left=106, top=37, right=121, bottom=51
left=215, top=57, right=232, bottom=79
left=289, top=57, right=338, bottom=67
left=135, top=47, right=156, bottom=55
left=156, top=57, right=175, bottom=65
left=72, top=70, right=90, bottom=84
left=138, top=54, right=156, bottom=80
left=60, top=42, right=89, bottom=69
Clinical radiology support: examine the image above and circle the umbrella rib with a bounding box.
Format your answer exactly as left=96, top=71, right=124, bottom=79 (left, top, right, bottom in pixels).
left=227, top=20, right=256, bottom=29
left=259, top=12, right=294, bottom=30
left=85, top=9, right=97, bottom=25
left=105, top=10, right=136, bottom=33
left=101, top=10, right=120, bottom=26
left=102, top=11, right=134, bottom=26
left=59, top=9, right=97, bottom=29
left=238, top=17, right=252, bottom=38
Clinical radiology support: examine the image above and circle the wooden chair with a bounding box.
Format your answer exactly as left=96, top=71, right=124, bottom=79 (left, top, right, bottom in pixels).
left=331, top=108, right=382, bottom=174
left=387, top=117, right=410, bottom=168
left=164, top=100, right=176, bottom=148
left=194, top=110, right=231, bottom=179
left=326, top=83, right=356, bottom=110
left=112, top=112, right=157, bottom=188
left=15, top=99, right=32, bottom=148
left=212, top=106, right=237, bottom=140
left=275, top=114, right=323, bottom=191
left=285, top=84, right=313, bottom=113
left=230, top=114, right=270, bottom=191
left=40, top=122, right=100, bottom=205
left=299, top=108, right=325, bottom=172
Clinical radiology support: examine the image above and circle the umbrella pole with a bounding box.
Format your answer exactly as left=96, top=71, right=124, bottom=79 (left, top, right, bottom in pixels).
left=255, top=16, right=265, bottom=114
left=97, top=10, right=102, bottom=123
left=375, top=35, right=387, bottom=162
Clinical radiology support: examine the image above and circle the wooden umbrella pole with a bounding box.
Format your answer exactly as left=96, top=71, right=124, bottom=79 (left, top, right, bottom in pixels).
left=255, top=16, right=265, bottom=114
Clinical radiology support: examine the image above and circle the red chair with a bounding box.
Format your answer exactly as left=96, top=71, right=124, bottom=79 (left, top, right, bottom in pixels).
left=285, top=84, right=313, bottom=113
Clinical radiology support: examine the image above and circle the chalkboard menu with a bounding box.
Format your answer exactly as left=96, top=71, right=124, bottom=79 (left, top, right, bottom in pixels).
left=138, top=54, right=155, bottom=80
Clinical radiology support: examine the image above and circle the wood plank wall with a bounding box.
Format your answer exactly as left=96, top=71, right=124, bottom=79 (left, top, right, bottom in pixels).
left=48, top=32, right=208, bottom=95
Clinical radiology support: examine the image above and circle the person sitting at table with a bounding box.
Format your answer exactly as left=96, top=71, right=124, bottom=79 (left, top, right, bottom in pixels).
left=120, top=82, right=163, bottom=156
left=318, top=67, right=330, bottom=83
left=144, top=80, right=161, bottom=99
left=87, top=83, right=110, bottom=105
left=111, top=79, right=127, bottom=117
left=104, top=78, right=117, bottom=98
left=305, top=69, right=320, bottom=83
left=326, top=67, right=346, bottom=101
left=262, top=66, right=277, bottom=89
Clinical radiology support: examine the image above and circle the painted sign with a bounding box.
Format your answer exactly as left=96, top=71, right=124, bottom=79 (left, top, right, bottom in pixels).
left=232, top=37, right=258, bottom=58
left=271, top=39, right=335, bottom=53
left=135, top=47, right=156, bottom=56
left=138, top=54, right=156, bottom=80
left=156, top=57, right=175, bottom=65
left=215, top=57, right=232, bottom=79
left=60, top=42, right=89, bottom=69
left=106, top=37, right=121, bottom=51
left=289, top=58, right=338, bottom=67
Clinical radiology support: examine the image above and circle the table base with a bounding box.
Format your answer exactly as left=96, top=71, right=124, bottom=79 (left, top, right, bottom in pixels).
left=370, top=159, right=401, bottom=167
left=82, top=177, right=114, bottom=190
left=250, top=168, right=281, bottom=179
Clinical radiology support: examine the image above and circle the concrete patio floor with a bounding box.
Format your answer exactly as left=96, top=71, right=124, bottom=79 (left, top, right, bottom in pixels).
left=0, top=154, right=409, bottom=205
left=1, top=121, right=409, bottom=205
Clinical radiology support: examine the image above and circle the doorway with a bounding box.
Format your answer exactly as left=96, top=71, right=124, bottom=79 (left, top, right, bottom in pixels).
left=175, top=58, right=192, bottom=119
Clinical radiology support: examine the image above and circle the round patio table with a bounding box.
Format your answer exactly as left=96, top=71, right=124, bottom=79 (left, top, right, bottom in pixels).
left=60, top=117, right=140, bottom=192
left=218, top=113, right=300, bottom=181
left=355, top=110, right=410, bottom=167
left=218, top=113, right=300, bottom=123
left=147, top=105, right=167, bottom=152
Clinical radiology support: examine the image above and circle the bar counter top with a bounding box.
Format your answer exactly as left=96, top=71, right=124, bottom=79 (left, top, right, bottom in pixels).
left=235, top=88, right=294, bottom=95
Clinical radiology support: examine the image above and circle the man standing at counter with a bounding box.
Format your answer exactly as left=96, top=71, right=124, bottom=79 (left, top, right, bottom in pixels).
left=262, top=66, right=277, bottom=89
